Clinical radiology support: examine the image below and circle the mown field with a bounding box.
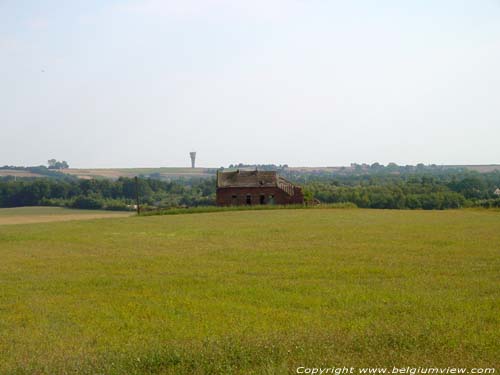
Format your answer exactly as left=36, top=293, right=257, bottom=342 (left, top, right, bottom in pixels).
left=0, top=169, right=43, bottom=178
left=0, top=209, right=498, bottom=374
left=61, top=167, right=214, bottom=180
left=0, top=206, right=131, bottom=225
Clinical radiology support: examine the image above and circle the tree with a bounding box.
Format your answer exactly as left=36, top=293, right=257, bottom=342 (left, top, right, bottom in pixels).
left=71, top=195, right=104, bottom=209
left=47, top=159, right=69, bottom=169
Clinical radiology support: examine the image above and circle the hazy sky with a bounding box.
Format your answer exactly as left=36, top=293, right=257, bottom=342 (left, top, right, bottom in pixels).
left=1, top=0, right=499, bottom=168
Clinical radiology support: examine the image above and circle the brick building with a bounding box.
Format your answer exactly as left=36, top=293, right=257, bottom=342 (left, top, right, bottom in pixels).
left=216, top=170, right=304, bottom=206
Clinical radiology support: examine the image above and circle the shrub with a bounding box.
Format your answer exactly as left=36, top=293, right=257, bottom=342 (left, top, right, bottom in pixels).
left=70, top=195, right=104, bottom=210
left=103, top=199, right=131, bottom=211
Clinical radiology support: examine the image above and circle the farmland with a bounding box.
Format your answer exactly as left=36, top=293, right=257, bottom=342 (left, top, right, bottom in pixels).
left=0, top=208, right=498, bottom=374
left=0, top=206, right=131, bottom=225
left=2, top=165, right=499, bottom=181
left=0, top=169, right=43, bottom=178
left=61, top=167, right=215, bottom=180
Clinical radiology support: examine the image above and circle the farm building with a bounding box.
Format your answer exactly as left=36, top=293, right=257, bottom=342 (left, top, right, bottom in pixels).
left=216, top=170, right=304, bottom=206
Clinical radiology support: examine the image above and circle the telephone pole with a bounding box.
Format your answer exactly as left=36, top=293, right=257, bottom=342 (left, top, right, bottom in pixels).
left=134, top=176, right=141, bottom=215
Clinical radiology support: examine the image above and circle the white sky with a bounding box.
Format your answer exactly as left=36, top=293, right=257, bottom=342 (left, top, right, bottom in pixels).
left=1, top=0, right=499, bottom=168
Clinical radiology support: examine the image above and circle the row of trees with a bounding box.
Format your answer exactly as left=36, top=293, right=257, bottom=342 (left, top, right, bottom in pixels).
left=303, top=173, right=500, bottom=209
left=306, top=183, right=468, bottom=209
left=0, top=177, right=215, bottom=210
left=1, top=170, right=499, bottom=211
left=47, top=159, right=69, bottom=169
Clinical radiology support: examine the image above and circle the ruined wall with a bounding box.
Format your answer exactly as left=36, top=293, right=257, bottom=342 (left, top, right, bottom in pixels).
left=216, top=186, right=304, bottom=206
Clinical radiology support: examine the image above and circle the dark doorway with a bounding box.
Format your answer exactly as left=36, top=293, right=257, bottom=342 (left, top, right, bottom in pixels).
left=260, top=194, right=265, bottom=205
left=269, top=194, right=275, bottom=205
left=246, top=194, right=252, bottom=205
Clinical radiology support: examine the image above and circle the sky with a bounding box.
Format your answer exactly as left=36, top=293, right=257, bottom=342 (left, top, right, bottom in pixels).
left=1, top=0, right=499, bottom=168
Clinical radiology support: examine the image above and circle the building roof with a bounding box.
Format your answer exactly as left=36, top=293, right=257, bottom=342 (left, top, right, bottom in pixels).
left=217, top=170, right=279, bottom=188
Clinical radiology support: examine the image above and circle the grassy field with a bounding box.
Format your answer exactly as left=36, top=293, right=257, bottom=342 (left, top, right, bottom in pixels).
left=0, top=209, right=498, bottom=374
left=0, top=206, right=131, bottom=225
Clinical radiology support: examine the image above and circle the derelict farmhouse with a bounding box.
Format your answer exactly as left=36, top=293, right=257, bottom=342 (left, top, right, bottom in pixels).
left=216, top=170, right=304, bottom=206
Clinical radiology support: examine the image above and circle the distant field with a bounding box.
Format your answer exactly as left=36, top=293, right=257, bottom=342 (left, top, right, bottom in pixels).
left=61, top=167, right=215, bottom=180
left=62, top=165, right=500, bottom=179
left=0, top=206, right=132, bottom=225
left=0, top=208, right=498, bottom=374
left=0, top=169, right=43, bottom=178
left=289, top=165, right=500, bottom=173
left=456, top=164, right=500, bottom=173
left=1, top=165, right=499, bottom=180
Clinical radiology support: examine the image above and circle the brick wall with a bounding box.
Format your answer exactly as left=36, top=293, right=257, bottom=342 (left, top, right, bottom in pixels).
left=216, top=187, right=304, bottom=206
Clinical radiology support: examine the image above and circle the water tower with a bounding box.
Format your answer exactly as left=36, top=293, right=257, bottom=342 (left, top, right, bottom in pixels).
left=190, top=152, right=196, bottom=168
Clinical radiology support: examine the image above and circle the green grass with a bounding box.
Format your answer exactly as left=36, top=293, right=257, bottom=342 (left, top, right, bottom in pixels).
left=0, top=209, right=498, bottom=374
left=142, top=203, right=357, bottom=216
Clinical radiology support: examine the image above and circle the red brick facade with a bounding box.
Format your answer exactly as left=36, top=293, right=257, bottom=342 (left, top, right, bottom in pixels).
left=216, top=170, right=304, bottom=206
left=216, top=186, right=304, bottom=206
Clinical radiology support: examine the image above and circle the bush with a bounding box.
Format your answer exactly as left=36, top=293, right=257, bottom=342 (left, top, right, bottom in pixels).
left=70, top=195, right=104, bottom=210
left=103, top=199, right=131, bottom=211
left=39, top=197, right=68, bottom=207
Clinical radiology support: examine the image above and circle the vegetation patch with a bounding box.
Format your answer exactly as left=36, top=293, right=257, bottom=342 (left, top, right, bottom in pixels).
left=141, top=203, right=357, bottom=216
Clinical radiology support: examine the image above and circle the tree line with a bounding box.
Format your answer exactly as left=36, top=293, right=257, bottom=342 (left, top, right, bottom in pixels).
left=303, top=173, right=500, bottom=209
left=1, top=169, right=499, bottom=211
left=0, top=177, right=215, bottom=211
